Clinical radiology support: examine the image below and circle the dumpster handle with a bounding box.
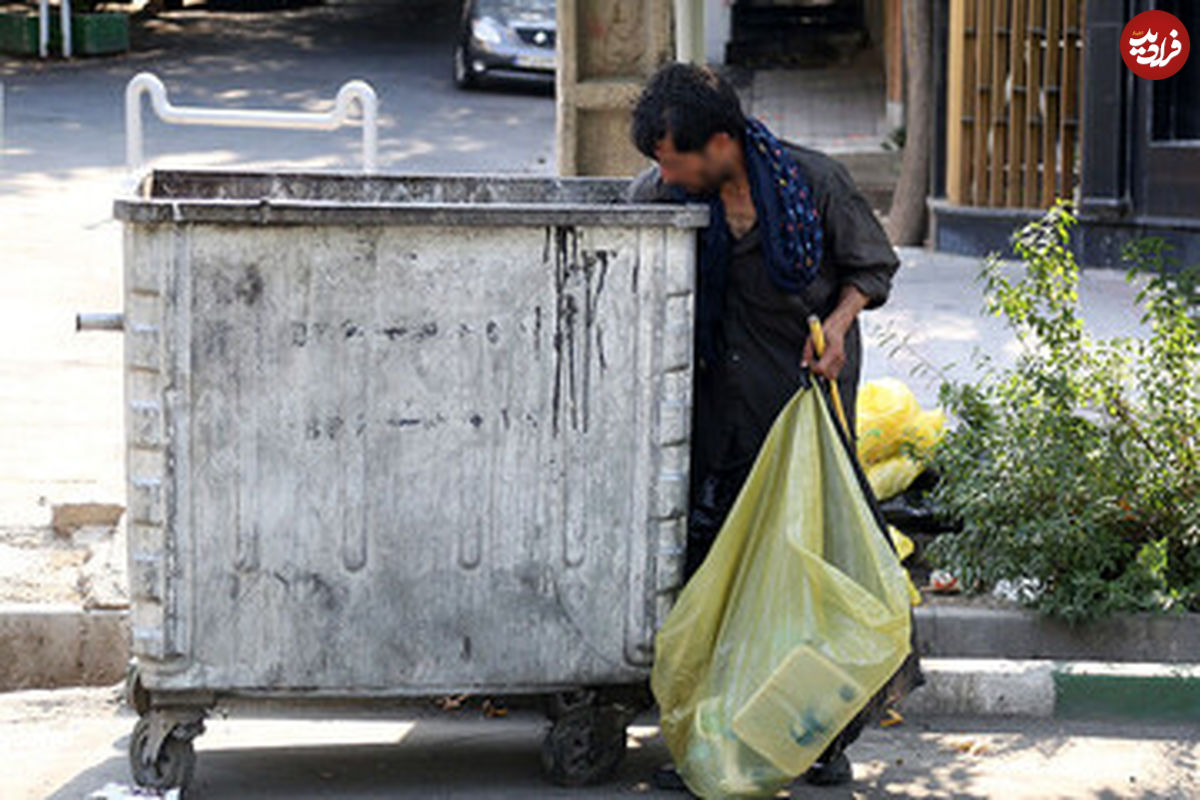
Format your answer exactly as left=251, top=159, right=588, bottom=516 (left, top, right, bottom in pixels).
left=125, top=72, right=379, bottom=174
left=76, top=312, right=125, bottom=332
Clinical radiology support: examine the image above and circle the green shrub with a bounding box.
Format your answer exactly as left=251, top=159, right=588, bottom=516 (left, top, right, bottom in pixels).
left=925, top=201, right=1200, bottom=623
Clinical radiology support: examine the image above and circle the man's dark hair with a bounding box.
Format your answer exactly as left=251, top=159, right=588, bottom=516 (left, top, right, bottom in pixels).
left=631, top=63, right=747, bottom=158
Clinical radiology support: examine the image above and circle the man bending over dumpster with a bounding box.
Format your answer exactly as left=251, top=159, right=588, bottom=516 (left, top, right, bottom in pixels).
left=625, top=62, right=901, bottom=789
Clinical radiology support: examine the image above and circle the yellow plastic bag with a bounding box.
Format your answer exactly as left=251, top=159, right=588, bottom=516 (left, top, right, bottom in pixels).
left=899, top=408, right=948, bottom=457
left=866, top=454, right=925, bottom=501
left=888, top=525, right=923, bottom=607
left=855, top=378, right=920, bottom=465
left=856, top=381, right=948, bottom=498
left=652, top=380, right=915, bottom=798
left=888, top=525, right=915, bottom=561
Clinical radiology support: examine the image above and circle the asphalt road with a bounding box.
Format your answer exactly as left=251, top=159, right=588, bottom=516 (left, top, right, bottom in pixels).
left=1, top=0, right=556, bottom=175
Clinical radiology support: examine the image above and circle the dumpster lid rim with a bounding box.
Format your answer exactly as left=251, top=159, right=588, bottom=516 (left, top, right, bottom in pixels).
left=112, top=168, right=710, bottom=228
left=122, top=166, right=650, bottom=185
left=112, top=197, right=712, bottom=228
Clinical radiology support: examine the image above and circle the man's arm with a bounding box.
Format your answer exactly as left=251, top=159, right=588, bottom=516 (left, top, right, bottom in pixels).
left=823, top=161, right=901, bottom=308
left=802, top=283, right=869, bottom=378
left=804, top=162, right=900, bottom=379
left=625, top=163, right=672, bottom=203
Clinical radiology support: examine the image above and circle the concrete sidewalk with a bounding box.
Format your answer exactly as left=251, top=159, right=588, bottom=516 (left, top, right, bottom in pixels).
left=862, top=246, right=1147, bottom=410
left=2, top=685, right=1196, bottom=799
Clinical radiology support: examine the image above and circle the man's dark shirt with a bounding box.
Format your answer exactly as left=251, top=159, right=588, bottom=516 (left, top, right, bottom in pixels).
left=626, top=142, right=900, bottom=477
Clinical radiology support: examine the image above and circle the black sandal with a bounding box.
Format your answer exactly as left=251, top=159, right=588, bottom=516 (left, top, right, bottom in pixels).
left=802, top=751, right=854, bottom=786
left=652, top=763, right=696, bottom=794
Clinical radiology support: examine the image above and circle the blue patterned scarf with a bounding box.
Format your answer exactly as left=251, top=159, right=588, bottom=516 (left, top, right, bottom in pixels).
left=669, top=116, right=824, bottom=366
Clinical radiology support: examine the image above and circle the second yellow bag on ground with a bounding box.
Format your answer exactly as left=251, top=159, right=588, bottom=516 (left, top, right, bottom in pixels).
left=856, top=379, right=947, bottom=500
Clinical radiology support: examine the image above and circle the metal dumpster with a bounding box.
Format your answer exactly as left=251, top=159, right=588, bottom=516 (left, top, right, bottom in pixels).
left=109, top=169, right=707, bottom=792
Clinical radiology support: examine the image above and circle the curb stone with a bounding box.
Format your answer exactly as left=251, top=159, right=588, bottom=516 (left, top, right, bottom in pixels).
left=904, top=658, right=1200, bottom=721
left=913, top=604, right=1200, bottom=664
left=0, top=604, right=129, bottom=690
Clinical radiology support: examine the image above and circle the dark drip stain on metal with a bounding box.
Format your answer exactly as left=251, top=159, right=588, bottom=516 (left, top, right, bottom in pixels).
left=596, top=325, right=607, bottom=372
left=564, top=294, right=578, bottom=432
left=548, top=226, right=613, bottom=436
left=550, top=226, right=569, bottom=436
left=580, top=248, right=610, bottom=429
left=533, top=305, right=542, bottom=354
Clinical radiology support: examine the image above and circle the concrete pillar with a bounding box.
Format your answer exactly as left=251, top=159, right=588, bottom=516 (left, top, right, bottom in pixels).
left=556, top=0, right=676, bottom=176
left=674, top=0, right=705, bottom=63
left=883, top=0, right=905, bottom=130
left=704, top=0, right=732, bottom=65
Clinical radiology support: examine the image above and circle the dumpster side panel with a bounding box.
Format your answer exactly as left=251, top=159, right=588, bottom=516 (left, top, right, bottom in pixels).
left=125, top=223, right=192, bottom=664
left=132, top=219, right=694, bottom=693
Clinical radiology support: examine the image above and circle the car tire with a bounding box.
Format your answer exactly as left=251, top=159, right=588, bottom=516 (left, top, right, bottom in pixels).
left=454, top=43, right=479, bottom=89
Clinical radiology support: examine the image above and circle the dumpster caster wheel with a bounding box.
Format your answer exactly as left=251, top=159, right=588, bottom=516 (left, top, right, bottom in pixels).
left=124, top=661, right=150, bottom=716
left=540, top=704, right=627, bottom=786
left=129, top=712, right=204, bottom=794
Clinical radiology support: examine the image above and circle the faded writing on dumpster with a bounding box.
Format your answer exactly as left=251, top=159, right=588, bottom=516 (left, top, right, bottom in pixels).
left=289, top=319, right=472, bottom=346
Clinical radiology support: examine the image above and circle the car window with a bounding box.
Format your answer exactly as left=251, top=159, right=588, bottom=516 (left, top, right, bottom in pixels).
left=476, top=0, right=554, bottom=22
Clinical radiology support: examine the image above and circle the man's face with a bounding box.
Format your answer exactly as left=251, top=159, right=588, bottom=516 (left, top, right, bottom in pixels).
left=653, top=133, right=738, bottom=195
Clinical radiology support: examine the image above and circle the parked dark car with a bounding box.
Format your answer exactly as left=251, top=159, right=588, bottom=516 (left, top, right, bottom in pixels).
left=454, top=0, right=556, bottom=89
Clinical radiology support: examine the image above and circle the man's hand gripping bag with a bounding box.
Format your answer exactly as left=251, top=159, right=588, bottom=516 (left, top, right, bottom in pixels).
left=651, top=375, right=918, bottom=798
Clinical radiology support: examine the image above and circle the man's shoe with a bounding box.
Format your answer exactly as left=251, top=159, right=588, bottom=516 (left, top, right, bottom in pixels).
left=802, top=751, right=853, bottom=786
left=652, top=764, right=692, bottom=793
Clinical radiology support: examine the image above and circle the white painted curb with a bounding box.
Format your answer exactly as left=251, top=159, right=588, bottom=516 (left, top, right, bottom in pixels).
left=901, top=658, right=1056, bottom=717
